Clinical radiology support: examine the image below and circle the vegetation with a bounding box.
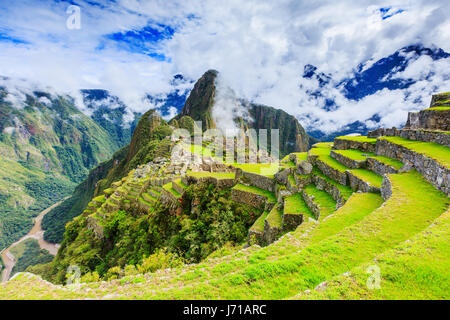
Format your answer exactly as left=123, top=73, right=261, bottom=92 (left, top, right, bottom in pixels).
left=303, top=184, right=337, bottom=218
left=332, top=149, right=374, bottom=161
left=284, top=193, right=314, bottom=218
left=10, top=239, right=53, bottom=275
left=34, top=183, right=260, bottom=284
left=348, top=169, right=383, bottom=188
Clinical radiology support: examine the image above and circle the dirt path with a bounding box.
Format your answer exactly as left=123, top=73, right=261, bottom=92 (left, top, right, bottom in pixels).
left=1, top=198, right=67, bottom=282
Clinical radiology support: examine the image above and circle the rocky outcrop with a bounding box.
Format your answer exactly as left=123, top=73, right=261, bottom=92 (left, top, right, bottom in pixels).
left=405, top=109, right=450, bottom=131
left=376, top=138, right=449, bottom=195
left=297, top=160, right=313, bottom=175
left=333, top=138, right=376, bottom=153
left=86, top=216, right=104, bottom=240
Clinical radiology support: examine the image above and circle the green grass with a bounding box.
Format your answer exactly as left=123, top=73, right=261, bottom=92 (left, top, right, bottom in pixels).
left=312, top=142, right=333, bottom=148
left=230, top=163, right=280, bottom=177
left=162, top=182, right=182, bottom=198
left=250, top=211, right=269, bottom=233
left=1, top=171, right=448, bottom=299
left=142, top=192, right=157, bottom=203
left=333, top=149, right=375, bottom=161
left=173, top=178, right=188, bottom=189
left=426, top=106, right=450, bottom=111
left=284, top=193, right=314, bottom=218
left=288, top=174, right=296, bottom=187
left=311, top=167, right=353, bottom=201
left=303, top=184, right=337, bottom=218
left=297, top=208, right=450, bottom=300
left=379, top=136, right=450, bottom=168
left=348, top=169, right=383, bottom=188
left=266, top=206, right=283, bottom=228
left=292, top=152, right=308, bottom=162
left=368, top=155, right=404, bottom=170
left=232, top=184, right=276, bottom=203
left=187, top=171, right=235, bottom=179
left=309, top=145, right=349, bottom=173
left=335, top=136, right=377, bottom=144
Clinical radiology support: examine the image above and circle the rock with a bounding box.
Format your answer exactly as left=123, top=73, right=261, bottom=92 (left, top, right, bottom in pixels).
left=296, top=160, right=313, bottom=175
left=274, top=167, right=291, bottom=185
left=398, top=161, right=414, bottom=172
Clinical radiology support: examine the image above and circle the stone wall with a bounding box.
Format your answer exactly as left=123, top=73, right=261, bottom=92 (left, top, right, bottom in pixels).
left=316, top=159, right=348, bottom=185
left=366, top=157, right=398, bottom=176
left=86, top=216, right=104, bottom=240
left=346, top=170, right=380, bottom=193
left=301, top=190, right=320, bottom=219
left=376, top=139, right=449, bottom=195
left=380, top=175, right=392, bottom=201
left=184, top=174, right=236, bottom=190
left=330, top=150, right=366, bottom=168
left=239, top=171, right=276, bottom=192
left=311, top=173, right=345, bottom=208
left=264, top=218, right=283, bottom=244
left=159, top=189, right=180, bottom=210
left=282, top=212, right=303, bottom=231
left=333, top=138, right=376, bottom=153
left=368, top=128, right=450, bottom=147
left=231, top=188, right=267, bottom=210
left=405, top=109, right=450, bottom=131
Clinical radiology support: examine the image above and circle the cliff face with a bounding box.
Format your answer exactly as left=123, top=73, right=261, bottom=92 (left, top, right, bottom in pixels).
left=177, top=70, right=217, bottom=130
left=176, top=70, right=312, bottom=155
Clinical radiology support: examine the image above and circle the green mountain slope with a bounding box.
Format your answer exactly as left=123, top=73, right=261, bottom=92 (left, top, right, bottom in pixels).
left=0, top=87, right=129, bottom=250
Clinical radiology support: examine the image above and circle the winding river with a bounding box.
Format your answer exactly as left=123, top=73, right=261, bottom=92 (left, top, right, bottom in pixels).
left=0, top=198, right=66, bottom=282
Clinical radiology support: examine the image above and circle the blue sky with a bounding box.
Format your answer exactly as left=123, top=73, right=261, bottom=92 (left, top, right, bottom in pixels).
left=0, top=0, right=449, bottom=132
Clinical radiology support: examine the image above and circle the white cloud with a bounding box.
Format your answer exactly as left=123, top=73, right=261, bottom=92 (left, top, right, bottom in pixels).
left=0, top=0, right=448, bottom=132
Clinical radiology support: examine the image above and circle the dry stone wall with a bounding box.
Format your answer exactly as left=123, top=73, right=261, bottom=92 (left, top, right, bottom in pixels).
left=376, top=139, right=449, bottom=195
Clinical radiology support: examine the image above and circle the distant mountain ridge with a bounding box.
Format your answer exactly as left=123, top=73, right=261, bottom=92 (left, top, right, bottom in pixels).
left=303, top=44, right=450, bottom=140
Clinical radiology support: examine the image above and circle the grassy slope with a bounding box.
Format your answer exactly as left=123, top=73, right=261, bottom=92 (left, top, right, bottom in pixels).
left=296, top=208, right=450, bottom=300
left=1, top=170, right=447, bottom=299
left=302, top=184, right=337, bottom=218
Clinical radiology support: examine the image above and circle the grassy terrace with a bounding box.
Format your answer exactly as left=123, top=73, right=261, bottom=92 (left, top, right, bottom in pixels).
left=311, top=168, right=353, bottom=200
left=427, top=106, right=450, bottom=111
left=333, top=149, right=374, bottom=161
left=335, top=136, right=377, bottom=144
left=250, top=211, right=269, bottom=233
left=162, top=182, right=182, bottom=198
left=303, top=184, right=337, bottom=218
left=309, top=144, right=349, bottom=173
left=292, top=152, right=308, bottom=162
left=142, top=192, right=157, bottom=203
left=266, top=206, right=283, bottom=228
left=1, top=171, right=448, bottom=299
left=232, top=184, right=277, bottom=203
left=284, top=193, right=314, bottom=219
left=230, top=163, right=279, bottom=177
left=368, top=155, right=404, bottom=170
left=348, top=169, right=383, bottom=188
left=298, top=208, right=450, bottom=300
left=187, top=171, right=236, bottom=179
left=379, top=136, right=450, bottom=168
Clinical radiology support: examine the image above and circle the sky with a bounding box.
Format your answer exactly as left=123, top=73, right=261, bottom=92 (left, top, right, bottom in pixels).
left=0, top=0, right=449, bottom=133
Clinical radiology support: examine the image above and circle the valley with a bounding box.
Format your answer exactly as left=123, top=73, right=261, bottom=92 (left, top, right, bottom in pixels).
left=1, top=198, right=65, bottom=282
